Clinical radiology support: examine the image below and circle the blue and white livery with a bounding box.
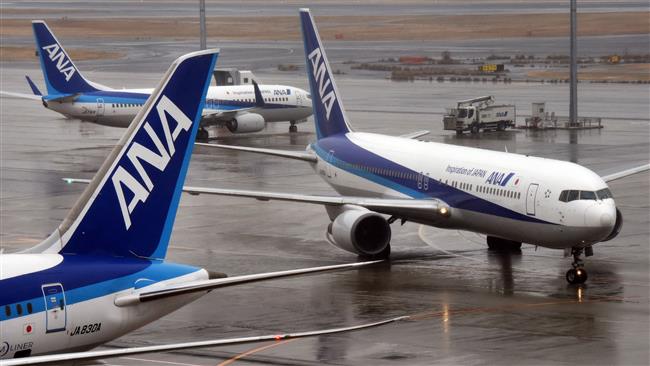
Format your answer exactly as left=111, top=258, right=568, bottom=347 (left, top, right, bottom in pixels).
left=0, top=49, right=385, bottom=364
left=191, top=9, right=649, bottom=285
left=3, top=20, right=312, bottom=136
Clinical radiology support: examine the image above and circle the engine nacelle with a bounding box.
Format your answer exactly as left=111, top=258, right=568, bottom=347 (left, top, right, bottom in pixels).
left=226, top=113, right=265, bottom=133
left=326, top=209, right=391, bottom=257
left=602, top=208, right=623, bottom=242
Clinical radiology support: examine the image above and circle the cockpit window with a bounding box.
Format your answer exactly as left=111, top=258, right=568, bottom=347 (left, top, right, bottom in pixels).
left=560, top=189, right=610, bottom=202
left=596, top=188, right=613, bottom=199
left=566, top=190, right=579, bottom=202
left=579, top=190, right=597, bottom=200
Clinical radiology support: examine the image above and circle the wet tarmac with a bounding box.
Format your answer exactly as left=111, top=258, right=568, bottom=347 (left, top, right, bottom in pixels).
left=2, top=2, right=650, bottom=364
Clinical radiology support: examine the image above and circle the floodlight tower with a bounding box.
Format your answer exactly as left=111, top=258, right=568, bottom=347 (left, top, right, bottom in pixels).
left=569, top=0, right=577, bottom=126
left=199, top=0, right=207, bottom=50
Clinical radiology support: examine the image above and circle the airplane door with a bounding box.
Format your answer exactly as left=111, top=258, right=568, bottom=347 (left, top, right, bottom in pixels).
left=325, top=150, right=334, bottom=178
left=96, top=98, right=105, bottom=116
left=42, top=284, right=67, bottom=333
left=526, top=183, right=539, bottom=216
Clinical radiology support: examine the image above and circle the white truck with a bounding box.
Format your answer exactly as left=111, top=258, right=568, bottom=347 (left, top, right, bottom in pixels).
left=443, top=96, right=516, bottom=134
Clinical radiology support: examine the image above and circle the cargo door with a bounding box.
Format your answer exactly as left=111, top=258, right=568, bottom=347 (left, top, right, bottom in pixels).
left=526, top=183, right=539, bottom=216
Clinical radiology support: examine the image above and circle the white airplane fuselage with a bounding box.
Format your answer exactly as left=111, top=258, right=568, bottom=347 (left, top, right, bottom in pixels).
left=44, top=84, right=313, bottom=128
left=0, top=255, right=209, bottom=358
left=310, top=132, right=617, bottom=249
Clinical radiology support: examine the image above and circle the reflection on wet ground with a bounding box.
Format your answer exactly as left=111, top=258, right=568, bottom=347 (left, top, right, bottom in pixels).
left=1, top=63, right=648, bottom=365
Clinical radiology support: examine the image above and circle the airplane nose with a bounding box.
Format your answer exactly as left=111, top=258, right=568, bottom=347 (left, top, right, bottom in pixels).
left=600, top=212, right=614, bottom=227
left=584, top=203, right=615, bottom=229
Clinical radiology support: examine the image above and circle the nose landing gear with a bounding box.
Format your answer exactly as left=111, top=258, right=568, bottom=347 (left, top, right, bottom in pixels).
left=566, top=247, right=588, bottom=284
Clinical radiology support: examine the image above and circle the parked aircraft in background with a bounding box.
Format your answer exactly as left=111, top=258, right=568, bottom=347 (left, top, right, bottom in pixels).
left=2, top=21, right=312, bottom=138
left=0, top=49, right=396, bottom=365
left=185, top=9, right=649, bottom=284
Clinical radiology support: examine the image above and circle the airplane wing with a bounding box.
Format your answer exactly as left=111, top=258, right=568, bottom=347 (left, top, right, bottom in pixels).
left=1, top=316, right=407, bottom=366
left=113, top=260, right=381, bottom=306
left=195, top=143, right=318, bottom=163
left=64, top=178, right=448, bottom=218
left=601, top=163, right=649, bottom=183
left=399, top=130, right=429, bottom=139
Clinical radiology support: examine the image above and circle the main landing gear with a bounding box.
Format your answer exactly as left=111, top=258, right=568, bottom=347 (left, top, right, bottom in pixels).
left=197, top=127, right=209, bottom=140
left=289, top=120, right=298, bottom=133
left=487, top=236, right=522, bottom=252
left=566, top=247, right=590, bottom=284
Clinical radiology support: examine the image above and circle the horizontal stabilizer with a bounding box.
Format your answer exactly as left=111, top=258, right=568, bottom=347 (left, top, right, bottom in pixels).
left=196, top=142, right=318, bottom=163
left=0, top=90, right=42, bottom=101
left=114, top=260, right=381, bottom=306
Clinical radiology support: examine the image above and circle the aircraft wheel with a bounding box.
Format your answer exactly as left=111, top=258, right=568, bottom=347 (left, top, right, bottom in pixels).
left=289, top=124, right=298, bottom=133
left=566, top=268, right=588, bottom=284
left=197, top=128, right=209, bottom=140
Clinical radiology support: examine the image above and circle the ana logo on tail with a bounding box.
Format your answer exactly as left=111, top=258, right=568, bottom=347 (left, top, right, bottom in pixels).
left=308, top=48, right=337, bottom=120
left=111, top=96, right=193, bottom=230
left=41, top=43, right=76, bottom=82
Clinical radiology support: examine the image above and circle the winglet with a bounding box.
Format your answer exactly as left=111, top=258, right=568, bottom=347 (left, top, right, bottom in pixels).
left=252, top=80, right=265, bottom=107
left=25, top=75, right=42, bottom=96
left=48, top=49, right=219, bottom=259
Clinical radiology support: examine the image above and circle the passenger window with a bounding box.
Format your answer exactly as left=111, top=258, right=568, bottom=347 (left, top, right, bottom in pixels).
left=559, top=190, right=568, bottom=202
left=567, top=190, right=579, bottom=202
left=16, top=304, right=22, bottom=315
left=27, top=303, right=32, bottom=314
left=4, top=305, right=10, bottom=317
left=580, top=191, right=597, bottom=200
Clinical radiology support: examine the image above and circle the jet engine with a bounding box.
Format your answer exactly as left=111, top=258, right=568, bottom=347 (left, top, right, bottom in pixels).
left=226, top=113, right=265, bottom=133
left=602, top=208, right=623, bottom=242
left=326, top=208, right=391, bottom=257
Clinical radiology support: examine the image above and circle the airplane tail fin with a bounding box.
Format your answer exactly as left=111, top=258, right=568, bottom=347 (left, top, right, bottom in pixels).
left=25, top=75, right=42, bottom=96
left=29, top=49, right=219, bottom=259
left=299, top=9, right=353, bottom=140
left=32, top=20, right=102, bottom=96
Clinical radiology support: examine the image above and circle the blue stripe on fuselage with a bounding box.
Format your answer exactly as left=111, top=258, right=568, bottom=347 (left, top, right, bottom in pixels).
left=0, top=256, right=200, bottom=321
left=313, top=135, right=552, bottom=225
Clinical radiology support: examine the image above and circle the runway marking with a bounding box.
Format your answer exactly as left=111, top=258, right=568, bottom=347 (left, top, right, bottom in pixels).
left=120, top=356, right=206, bottom=366
left=216, top=339, right=296, bottom=366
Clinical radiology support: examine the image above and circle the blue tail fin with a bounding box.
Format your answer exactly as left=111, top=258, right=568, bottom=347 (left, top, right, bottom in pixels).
left=25, top=75, right=42, bottom=96
left=299, top=9, right=353, bottom=139
left=32, top=20, right=100, bottom=95
left=55, top=49, right=219, bottom=259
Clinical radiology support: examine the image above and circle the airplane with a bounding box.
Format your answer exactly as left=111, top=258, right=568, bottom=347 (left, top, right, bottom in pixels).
left=0, top=49, right=401, bottom=364
left=2, top=20, right=313, bottom=138
left=172, top=9, right=648, bottom=285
